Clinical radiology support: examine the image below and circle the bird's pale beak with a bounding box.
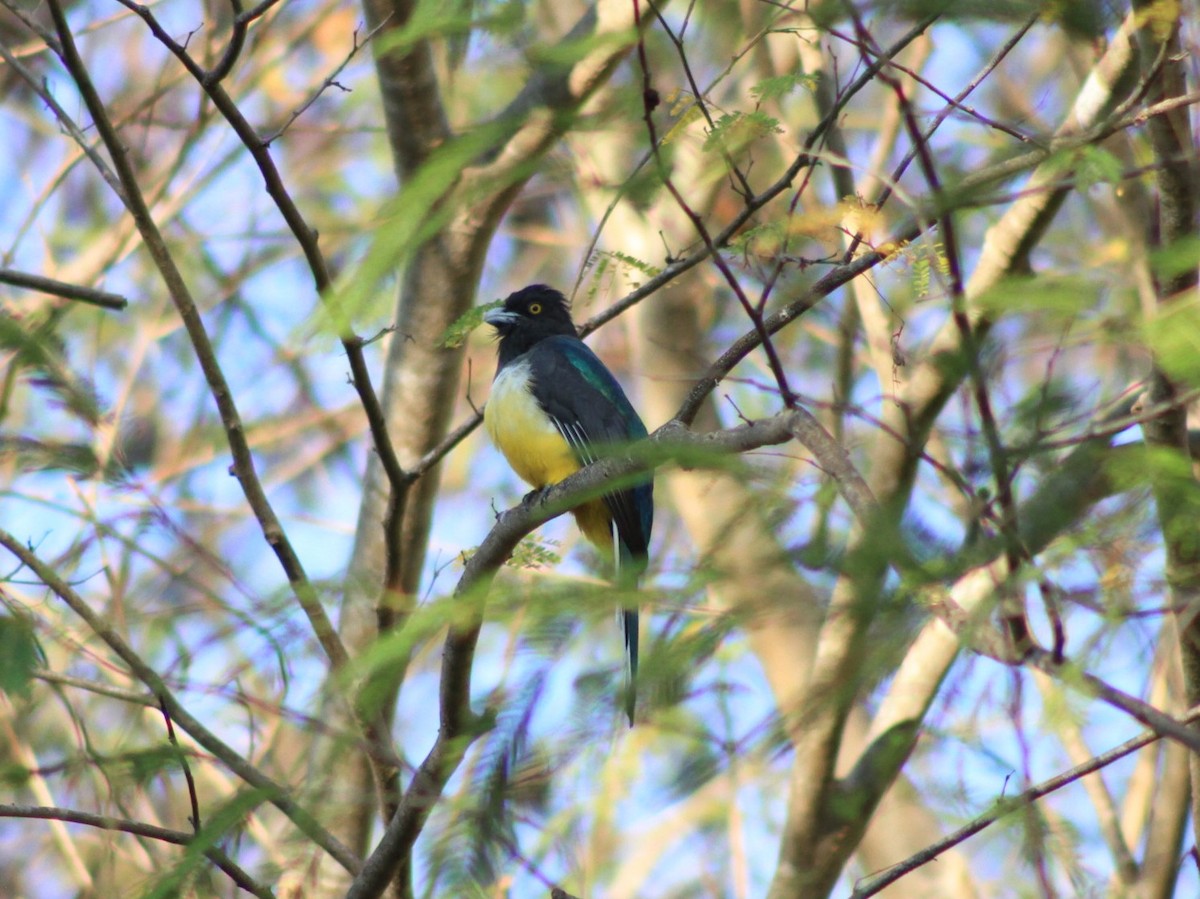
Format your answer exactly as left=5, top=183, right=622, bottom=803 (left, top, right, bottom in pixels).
left=483, top=308, right=519, bottom=328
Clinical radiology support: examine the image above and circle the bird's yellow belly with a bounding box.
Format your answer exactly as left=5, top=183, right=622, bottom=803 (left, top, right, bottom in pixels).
left=485, top=362, right=580, bottom=488
left=485, top=362, right=614, bottom=554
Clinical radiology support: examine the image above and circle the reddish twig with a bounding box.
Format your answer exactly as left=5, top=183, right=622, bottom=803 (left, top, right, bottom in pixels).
left=633, top=0, right=796, bottom=408
left=158, top=697, right=201, bottom=832
left=847, top=6, right=1033, bottom=652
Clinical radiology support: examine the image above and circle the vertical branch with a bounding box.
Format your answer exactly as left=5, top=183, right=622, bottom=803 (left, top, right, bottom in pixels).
left=1130, top=0, right=1200, bottom=840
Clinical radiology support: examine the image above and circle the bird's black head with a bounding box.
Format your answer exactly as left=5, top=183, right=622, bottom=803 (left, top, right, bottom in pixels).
left=484, top=284, right=577, bottom=363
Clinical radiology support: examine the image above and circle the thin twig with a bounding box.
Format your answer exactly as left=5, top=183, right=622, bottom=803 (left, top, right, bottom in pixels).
left=827, top=23, right=1036, bottom=146
left=648, top=1, right=755, bottom=199
left=842, top=13, right=1037, bottom=260
left=111, top=0, right=410, bottom=515
left=205, top=0, right=247, bottom=85
left=32, top=670, right=157, bottom=706
left=849, top=6, right=1032, bottom=651
left=0, top=38, right=125, bottom=201
left=851, top=705, right=1200, bottom=897
left=0, top=268, right=129, bottom=310
left=158, top=698, right=201, bottom=832
left=632, top=0, right=795, bottom=407
left=0, top=804, right=276, bottom=898
left=264, top=16, right=392, bottom=144
left=0, top=529, right=361, bottom=874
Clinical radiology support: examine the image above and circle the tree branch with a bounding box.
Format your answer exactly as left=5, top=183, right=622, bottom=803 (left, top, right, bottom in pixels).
left=851, top=705, right=1200, bottom=898
left=346, top=406, right=865, bottom=897
left=0, top=528, right=361, bottom=874
left=0, top=268, right=128, bottom=310
left=0, top=804, right=275, bottom=898
left=46, top=0, right=352, bottom=677
left=1130, top=0, right=1200, bottom=842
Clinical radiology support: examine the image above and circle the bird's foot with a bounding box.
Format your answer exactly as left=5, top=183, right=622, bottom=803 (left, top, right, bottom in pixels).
left=521, top=486, right=550, bottom=507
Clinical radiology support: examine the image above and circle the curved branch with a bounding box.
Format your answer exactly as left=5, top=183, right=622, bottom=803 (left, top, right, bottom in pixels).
left=49, top=0, right=351, bottom=675
left=347, top=406, right=858, bottom=897
left=0, top=804, right=275, bottom=898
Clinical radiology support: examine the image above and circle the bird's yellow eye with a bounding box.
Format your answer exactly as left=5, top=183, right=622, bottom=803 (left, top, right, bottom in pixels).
left=528, top=303, right=542, bottom=315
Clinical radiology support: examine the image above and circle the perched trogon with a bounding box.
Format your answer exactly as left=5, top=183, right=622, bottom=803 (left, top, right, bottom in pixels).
left=483, top=284, right=653, bottom=724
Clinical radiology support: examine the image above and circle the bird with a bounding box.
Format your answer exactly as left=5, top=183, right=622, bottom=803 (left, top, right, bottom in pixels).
left=483, top=284, right=653, bottom=724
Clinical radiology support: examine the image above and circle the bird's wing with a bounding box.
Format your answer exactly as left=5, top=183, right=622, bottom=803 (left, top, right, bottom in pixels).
left=526, top=336, right=653, bottom=561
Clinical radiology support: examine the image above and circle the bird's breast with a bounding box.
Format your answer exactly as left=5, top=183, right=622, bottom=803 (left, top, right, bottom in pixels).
left=485, top=359, right=580, bottom=488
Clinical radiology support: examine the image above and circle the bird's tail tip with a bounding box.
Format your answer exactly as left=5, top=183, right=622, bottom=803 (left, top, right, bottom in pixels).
left=623, top=607, right=638, bottom=726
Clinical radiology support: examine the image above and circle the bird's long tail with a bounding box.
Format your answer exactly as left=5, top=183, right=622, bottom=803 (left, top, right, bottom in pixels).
left=615, top=521, right=641, bottom=726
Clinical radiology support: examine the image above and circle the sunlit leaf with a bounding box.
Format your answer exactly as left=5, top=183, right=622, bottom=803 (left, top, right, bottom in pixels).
left=749, top=70, right=818, bottom=103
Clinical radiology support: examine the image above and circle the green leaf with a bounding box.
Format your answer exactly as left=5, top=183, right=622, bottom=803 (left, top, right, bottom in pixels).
left=729, top=221, right=787, bottom=257
left=375, top=0, right=524, bottom=56
left=0, top=762, right=31, bottom=787
left=661, top=103, right=704, bottom=145
left=703, top=111, right=782, bottom=154
left=749, top=71, right=817, bottom=103
left=140, top=788, right=268, bottom=899
left=1109, top=446, right=1200, bottom=555
left=913, top=250, right=931, bottom=299
left=525, top=27, right=635, bottom=68
left=622, top=161, right=665, bottom=209
left=596, top=249, right=661, bottom=280
left=0, top=311, right=104, bottom=426
left=0, top=615, right=41, bottom=699
left=125, top=746, right=188, bottom=785
left=328, top=119, right=518, bottom=328
left=1074, top=146, right=1124, bottom=189
left=1145, top=296, right=1200, bottom=386
left=509, top=536, right=561, bottom=569
left=975, top=274, right=1099, bottom=319
left=0, top=436, right=99, bottom=477
left=1150, top=235, right=1200, bottom=281
left=880, top=0, right=1110, bottom=38
left=439, top=302, right=498, bottom=348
